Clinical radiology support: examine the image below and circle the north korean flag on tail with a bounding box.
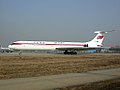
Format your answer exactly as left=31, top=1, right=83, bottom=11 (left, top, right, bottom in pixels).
left=97, top=36, right=104, bottom=39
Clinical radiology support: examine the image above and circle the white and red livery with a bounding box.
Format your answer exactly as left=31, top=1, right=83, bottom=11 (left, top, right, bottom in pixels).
left=8, top=31, right=109, bottom=54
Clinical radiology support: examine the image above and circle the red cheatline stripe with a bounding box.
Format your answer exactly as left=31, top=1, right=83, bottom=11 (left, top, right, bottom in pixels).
left=12, top=43, right=85, bottom=46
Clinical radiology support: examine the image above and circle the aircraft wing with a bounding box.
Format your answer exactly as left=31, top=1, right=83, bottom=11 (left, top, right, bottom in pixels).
left=56, top=47, right=109, bottom=51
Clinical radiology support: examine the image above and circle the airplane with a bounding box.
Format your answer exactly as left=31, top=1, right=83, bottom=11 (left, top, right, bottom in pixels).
left=8, top=31, right=114, bottom=54
left=0, top=43, right=13, bottom=53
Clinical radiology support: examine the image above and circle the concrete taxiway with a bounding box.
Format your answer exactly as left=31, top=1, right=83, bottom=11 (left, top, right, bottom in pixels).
left=0, top=68, right=119, bottom=90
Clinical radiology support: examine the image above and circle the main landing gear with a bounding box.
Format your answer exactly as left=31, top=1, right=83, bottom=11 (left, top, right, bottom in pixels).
left=64, top=50, right=77, bottom=55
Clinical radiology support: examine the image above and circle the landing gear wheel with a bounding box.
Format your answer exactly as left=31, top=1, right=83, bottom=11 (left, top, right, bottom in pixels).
left=64, top=50, right=77, bottom=55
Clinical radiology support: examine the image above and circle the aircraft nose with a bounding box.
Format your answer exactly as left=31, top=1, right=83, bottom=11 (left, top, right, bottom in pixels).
left=8, top=45, right=12, bottom=49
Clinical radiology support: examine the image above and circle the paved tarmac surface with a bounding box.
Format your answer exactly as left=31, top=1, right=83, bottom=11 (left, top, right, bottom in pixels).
left=0, top=68, right=119, bottom=90
left=0, top=52, right=120, bottom=56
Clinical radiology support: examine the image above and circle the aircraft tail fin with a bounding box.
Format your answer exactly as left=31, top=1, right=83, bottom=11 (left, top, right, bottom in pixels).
left=88, top=31, right=107, bottom=47
left=88, top=30, right=116, bottom=47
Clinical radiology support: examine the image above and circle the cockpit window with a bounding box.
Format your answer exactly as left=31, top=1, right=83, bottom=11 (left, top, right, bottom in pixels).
left=11, top=43, right=16, bottom=45
left=11, top=43, right=21, bottom=45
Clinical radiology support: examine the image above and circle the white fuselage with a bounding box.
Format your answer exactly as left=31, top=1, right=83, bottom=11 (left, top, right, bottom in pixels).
left=8, top=41, right=88, bottom=50
left=8, top=31, right=107, bottom=51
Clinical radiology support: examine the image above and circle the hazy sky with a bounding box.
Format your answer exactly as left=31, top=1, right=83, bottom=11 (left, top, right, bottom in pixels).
left=0, top=0, right=120, bottom=47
